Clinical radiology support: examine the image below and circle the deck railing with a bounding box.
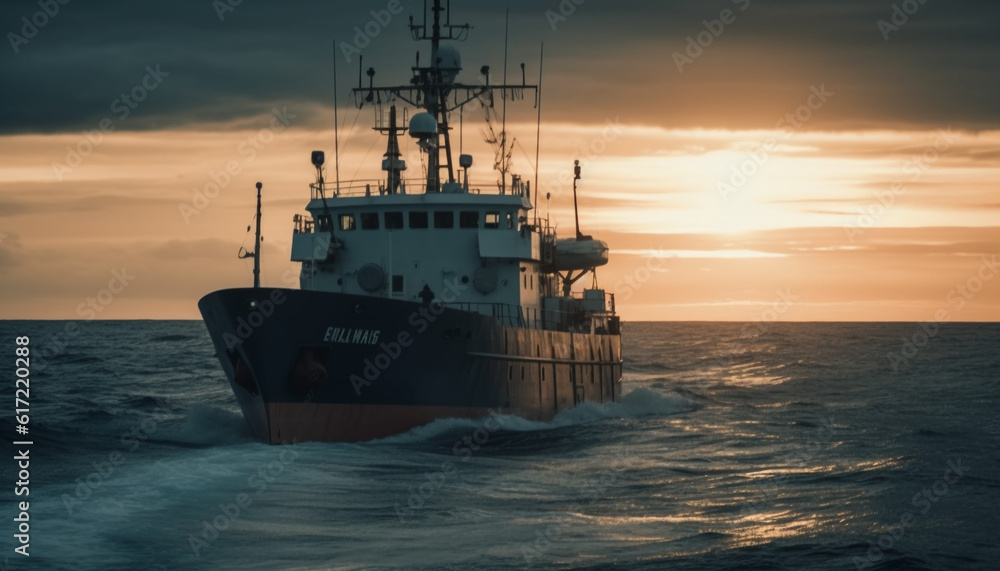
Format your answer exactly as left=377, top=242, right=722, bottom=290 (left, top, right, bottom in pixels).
left=308, top=177, right=530, bottom=200
left=443, top=300, right=614, bottom=334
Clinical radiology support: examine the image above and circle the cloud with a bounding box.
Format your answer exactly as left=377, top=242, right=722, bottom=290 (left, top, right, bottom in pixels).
left=0, top=236, right=294, bottom=318
left=600, top=225, right=1000, bottom=320
left=0, top=192, right=181, bottom=217
left=3, top=6, right=1000, bottom=324
left=3, top=0, right=1000, bottom=134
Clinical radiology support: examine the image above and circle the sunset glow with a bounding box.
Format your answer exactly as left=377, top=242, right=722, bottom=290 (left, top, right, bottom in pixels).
left=2, top=1, right=998, bottom=321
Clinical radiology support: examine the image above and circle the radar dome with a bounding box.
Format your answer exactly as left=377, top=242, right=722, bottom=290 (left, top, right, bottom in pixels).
left=409, top=112, right=437, bottom=139
left=436, top=44, right=462, bottom=83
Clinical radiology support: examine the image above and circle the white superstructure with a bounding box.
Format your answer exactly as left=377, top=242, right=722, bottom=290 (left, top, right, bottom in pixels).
left=286, top=0, right=614, bottom=333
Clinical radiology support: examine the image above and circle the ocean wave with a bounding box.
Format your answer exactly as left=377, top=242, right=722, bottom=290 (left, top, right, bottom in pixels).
left=150, top=405, right=254, bottom=447
left=124, top=394, right=173, bottom=409
left=149, top=334, right=198, bottom=342
left=623, top=360, right=675, bottom=375
left=912, top=428, right=948, bottom=437
left=378, top=387, right=694, bottom=444
left=616, top=386, right=696, bottom=416
left=57, top=352, right=104, bottom=364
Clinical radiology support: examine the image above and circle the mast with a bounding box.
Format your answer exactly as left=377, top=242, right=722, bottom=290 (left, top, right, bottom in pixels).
left=332, top=40, right=342, bottom=196
left=572, top=161, right=584, bottom=240
left=255, top=182, right=261, bottom=287
left=428, top=0, right=442, bottom=191
left=351, top=0, right=535, bottom=195
left=380, top=105, right=406, bottom=194
left=534, top=42, right=544, bottom=222
left=500, top=9, right=509, bottom=193
left=238, top=182, right=263, bottom=288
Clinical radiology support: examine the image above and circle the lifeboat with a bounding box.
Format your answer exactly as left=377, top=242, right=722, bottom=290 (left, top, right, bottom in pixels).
left=553, top=237, right=609, bottom=271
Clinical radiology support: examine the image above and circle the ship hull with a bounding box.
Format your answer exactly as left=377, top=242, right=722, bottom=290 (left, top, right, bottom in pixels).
left=199, top=288, right=623, bottom=443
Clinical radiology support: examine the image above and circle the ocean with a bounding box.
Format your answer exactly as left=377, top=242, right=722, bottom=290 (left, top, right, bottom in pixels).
left=1, top=320, right=997, bottom=570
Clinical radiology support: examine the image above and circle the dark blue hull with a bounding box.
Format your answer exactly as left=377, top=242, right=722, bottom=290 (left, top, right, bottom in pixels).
left=199, top=288, right=622, bottom=442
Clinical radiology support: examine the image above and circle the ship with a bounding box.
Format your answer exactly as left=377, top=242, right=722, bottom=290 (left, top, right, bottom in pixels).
left=198, top=0, right=622, bottom=443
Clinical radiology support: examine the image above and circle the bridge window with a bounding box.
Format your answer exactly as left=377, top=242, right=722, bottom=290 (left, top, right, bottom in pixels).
left=316, top=215, right=332, bottom=232
left=434, top=211, right=453, bottom=228
left=506, top=212, right=515, bottom=229
left=385, top=211, right=404, bottom=229
left=360, top=212, right=379, bottom=230
left=459, top=211, right=479, bottom=228
left=409, top=211, right=428, bottom=229
left=338, top=214, right=355, bottom=231
left=485, top=212, right=500, bottom=229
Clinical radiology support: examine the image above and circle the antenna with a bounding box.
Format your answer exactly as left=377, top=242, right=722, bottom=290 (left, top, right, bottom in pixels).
left=332, top=40, right=342, bottom=196
left=534, top=42, right=544, bottom=224
left=253, top=182, right=262, bottom=287
left=500, top=8, right=509, bottom=193
left=349, top=0, right=535, bottom=196
left=572, top=160, right=584, bottom=240
left=238, top=182, right=263, bottom=288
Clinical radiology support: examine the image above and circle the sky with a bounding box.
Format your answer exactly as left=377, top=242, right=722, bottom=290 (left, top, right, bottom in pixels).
left=1, top=0, right=998, bottom=321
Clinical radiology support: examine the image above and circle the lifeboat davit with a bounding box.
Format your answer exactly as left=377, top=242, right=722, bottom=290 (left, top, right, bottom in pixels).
left=554, top=237, right=609, bottom=271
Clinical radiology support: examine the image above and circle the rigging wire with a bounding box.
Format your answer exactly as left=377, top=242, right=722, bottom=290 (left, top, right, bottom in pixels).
left=349, top=132, right=382, bottom=184
left=513, top=139, right=536, bottom=174
left=334, top=105, right=364, bottom=171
